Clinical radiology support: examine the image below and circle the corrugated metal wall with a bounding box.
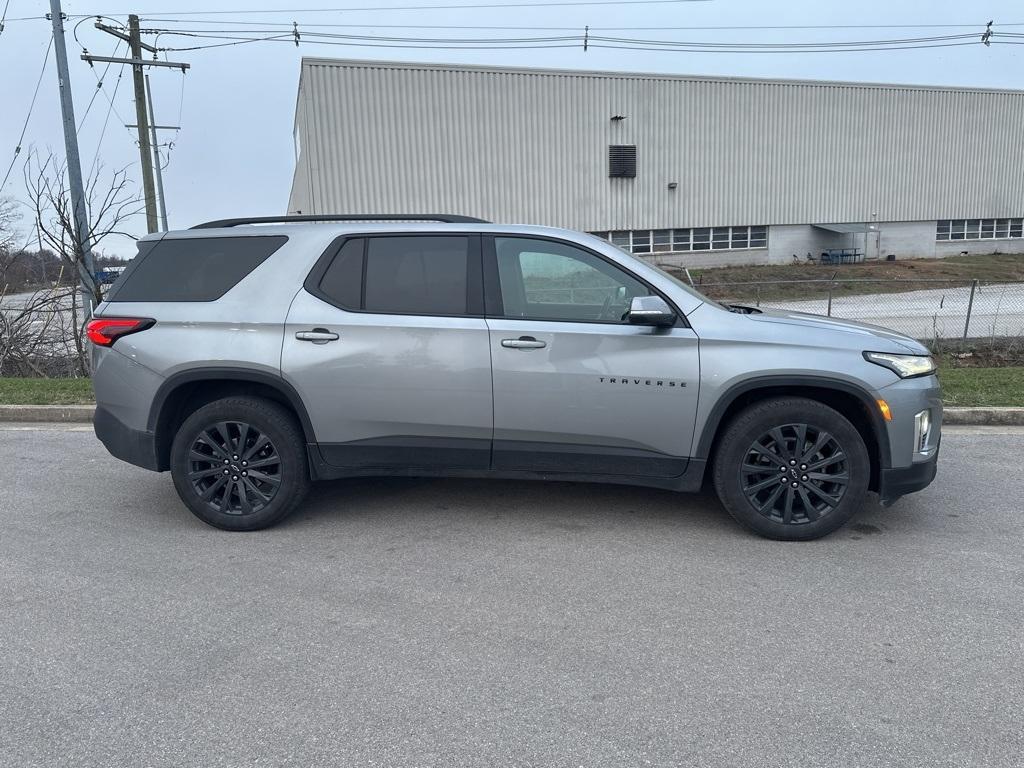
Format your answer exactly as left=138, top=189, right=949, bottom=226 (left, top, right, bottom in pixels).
left=289, top=58, right=1024, bottom=230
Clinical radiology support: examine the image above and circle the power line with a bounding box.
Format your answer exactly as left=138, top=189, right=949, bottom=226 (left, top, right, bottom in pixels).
left=1, top=36, right=53, bottom=194
left=0, top=0, right=12, bottom=35
left=83, top=47, right=136, bottom=143
left=144, top=27, right=997, bottom=54
left=136, top=19, right=1024, bottom=32
left=590, top=40, right=985, bottom=53
left=76, top=39, right=123, bottom=132
left=88, top=61, right=128, bottom=176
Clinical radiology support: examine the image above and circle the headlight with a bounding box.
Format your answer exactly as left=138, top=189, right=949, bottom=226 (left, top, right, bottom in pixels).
left=863, top=351, right=937, bottom=379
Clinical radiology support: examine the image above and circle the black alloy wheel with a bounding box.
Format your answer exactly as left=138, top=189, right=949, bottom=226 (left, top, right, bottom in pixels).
left=187, top=421, right=282, bottom=516
left=740, top=423, right=849, bottom=525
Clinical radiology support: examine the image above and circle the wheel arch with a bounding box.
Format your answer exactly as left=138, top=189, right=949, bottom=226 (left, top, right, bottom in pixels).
left=695, top=376, right=890, bottom=492
left=148, top=368, right=316, bottom=472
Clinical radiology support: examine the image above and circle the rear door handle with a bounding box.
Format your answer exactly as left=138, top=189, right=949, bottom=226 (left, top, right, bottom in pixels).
left=501, top=336, right=547, bottom=349
left=295, top=328, right=339, bottom=343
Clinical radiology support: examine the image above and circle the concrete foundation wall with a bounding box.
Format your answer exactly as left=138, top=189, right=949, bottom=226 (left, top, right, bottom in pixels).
left=874, top=221, right=936, bottom=259
left=645, top=247, right=774, bottom=269
left=934, top=238, right=1024, bottom=258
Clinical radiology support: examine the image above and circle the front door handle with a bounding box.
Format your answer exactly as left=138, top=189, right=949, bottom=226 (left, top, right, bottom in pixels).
left=295, top=328, right=339, bottom=343
left=501, top=336, right=547, bottom=349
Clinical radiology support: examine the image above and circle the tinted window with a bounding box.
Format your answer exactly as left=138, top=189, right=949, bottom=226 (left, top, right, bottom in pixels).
left=364, top=236, right=468, bottom=315
left=495, top=237, right=649, bottom=323
left=111, top=236, right=287, bottom=302
left=317, top=238, right=364, bottom=309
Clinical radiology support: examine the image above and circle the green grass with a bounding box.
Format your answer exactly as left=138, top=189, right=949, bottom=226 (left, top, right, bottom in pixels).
left=0, top=377, right=94, bottom=405
left=0, top=367, right=1021, bottom=408
left=938, top=367, right=1024, bottom=407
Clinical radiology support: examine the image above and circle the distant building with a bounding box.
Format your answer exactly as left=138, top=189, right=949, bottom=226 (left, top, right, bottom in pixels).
left=288, top=57, right=1024, bottom=267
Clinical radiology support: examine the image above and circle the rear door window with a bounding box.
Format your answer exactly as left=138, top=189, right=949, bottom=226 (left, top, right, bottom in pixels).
left=364, top=236, right=468, bottom=315
left=310, top=235, right=475, bottom=316
left=109, top=235, right=287, bottom=302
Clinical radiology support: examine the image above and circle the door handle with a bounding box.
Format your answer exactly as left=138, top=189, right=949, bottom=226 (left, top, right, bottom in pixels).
left=501, top=336, right=547, bottom=349
left=295, top=328, right=340, bottom=343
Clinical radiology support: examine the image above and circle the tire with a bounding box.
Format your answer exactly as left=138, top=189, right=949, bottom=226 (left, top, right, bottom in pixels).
left=712, top=397, right=870, bottom=541
left=170, top=397, right=310, bottom=531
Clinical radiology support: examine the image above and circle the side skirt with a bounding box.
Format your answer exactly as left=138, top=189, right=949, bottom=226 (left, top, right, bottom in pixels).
left=307, top=444, right=707, bottom=493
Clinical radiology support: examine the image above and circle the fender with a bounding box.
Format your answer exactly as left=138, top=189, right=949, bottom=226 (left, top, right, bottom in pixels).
left=148, top=367, right=317, bottom=445
left=693, top=374, right=892, bottom=469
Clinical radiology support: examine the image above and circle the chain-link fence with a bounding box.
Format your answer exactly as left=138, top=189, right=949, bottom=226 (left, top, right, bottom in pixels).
left=692, top=278, right=1024, bottom=346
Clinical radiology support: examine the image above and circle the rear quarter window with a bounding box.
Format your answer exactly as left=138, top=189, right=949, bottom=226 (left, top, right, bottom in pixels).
left=107, top=235, right=288, bottom=302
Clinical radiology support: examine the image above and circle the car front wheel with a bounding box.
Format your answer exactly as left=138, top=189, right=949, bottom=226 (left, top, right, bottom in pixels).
left=712, top=397, right=871, bottom=540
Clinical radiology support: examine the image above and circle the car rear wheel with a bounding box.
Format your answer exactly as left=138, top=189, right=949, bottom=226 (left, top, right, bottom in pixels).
left=170, top=397, right=310, bottom=531
left=712, top=397, right=871, bottom=540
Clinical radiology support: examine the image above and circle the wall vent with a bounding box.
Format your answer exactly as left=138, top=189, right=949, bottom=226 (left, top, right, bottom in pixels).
left=608, top=145, right=637, bottom=178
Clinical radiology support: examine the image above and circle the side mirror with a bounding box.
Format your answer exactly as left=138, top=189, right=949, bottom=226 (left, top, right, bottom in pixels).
left=627, top=295, right=676, bottom=327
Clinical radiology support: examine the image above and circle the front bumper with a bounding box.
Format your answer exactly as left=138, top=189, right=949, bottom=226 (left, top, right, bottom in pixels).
left=94, top=405, right=162, bottom=471
left=878, top=444, right=939, bottom=505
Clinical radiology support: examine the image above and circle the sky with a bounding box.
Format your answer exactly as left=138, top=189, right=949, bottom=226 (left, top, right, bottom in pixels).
left=0, top=0, right=1021, bottom=258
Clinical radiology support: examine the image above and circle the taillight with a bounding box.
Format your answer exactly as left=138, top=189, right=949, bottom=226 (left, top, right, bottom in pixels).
left=85, top=317, right=155, bottom=347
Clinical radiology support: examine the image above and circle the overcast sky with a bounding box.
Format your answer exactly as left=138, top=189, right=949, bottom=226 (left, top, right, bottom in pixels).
left=1, top=0, right=1021, bottom=257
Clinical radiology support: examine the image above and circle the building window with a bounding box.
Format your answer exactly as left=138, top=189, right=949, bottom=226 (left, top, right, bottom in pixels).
left=610, top=231, right=630, bottom=250
left=591, top=225, right=769, bottom=255
left=937, top=218, right=1024, bottom=242
left=692, top=228, right=711, bottom=250
left=608, top=145, right=637, bottom=178
left=652, top=229, right=672, bottom=252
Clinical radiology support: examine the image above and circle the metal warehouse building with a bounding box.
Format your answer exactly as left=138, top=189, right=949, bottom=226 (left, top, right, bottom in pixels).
left=288, top=58, right=1024, bottom=267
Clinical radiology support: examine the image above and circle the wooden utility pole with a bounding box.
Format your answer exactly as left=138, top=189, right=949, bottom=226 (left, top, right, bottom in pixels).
left=48, top=0, right=97, bottom=315
left=128, top=15, right=157, bottom=233
left=85, top=18, right=189, bottom=234
left=146, top=75, right=169, bottom=231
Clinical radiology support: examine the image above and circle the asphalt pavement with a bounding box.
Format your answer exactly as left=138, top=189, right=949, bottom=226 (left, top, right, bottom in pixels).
left=1, top=425, right=1022, bottom=767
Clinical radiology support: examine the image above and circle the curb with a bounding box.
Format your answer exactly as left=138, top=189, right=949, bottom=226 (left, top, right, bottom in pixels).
left=942, top=407, right=1024, bottom=426
left=0, top=404, right=1023, bottom=426
left=0, top=404, right=96, bottom=423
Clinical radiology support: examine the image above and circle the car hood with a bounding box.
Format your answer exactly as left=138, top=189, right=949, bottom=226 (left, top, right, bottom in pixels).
left=743, top=307, right=928, bottom=354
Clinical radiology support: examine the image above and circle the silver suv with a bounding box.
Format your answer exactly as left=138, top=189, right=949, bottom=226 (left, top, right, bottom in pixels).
left=90, top=215, right=941, bottom=540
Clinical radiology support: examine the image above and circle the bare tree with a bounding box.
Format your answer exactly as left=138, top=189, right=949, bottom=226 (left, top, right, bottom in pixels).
left=0, top=195, right=78, bottom=375
left=0, top=197, right=18, bottom=255
left=7, top=151, right=144, bottom=374
left=25, top=150, right=142, bottom=307
left=0, top=151, right=146, bottom=376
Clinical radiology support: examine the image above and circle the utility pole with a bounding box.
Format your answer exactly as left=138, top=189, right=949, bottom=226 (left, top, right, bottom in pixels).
left=128, top=15, right=157, bottom=233
left=85, top=19, right=189, bottom=234
left=145, top=75, right=168, bottom=231
left=48, top=0, right=97, bottom=317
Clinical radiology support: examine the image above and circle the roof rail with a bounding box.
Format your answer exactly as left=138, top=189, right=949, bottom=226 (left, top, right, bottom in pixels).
left=190, top=214, right=489, bottom=229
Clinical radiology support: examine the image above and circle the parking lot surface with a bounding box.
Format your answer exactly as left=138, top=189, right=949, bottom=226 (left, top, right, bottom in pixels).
left=1, top=425, right=1022, bottom=767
